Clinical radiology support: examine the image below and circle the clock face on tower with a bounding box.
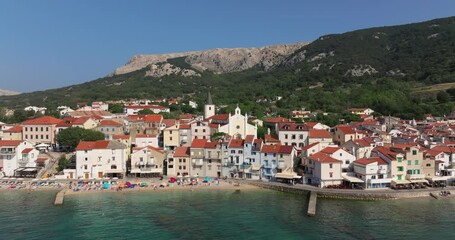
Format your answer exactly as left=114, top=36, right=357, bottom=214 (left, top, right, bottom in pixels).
left=236, top=125, right=240, bottom=129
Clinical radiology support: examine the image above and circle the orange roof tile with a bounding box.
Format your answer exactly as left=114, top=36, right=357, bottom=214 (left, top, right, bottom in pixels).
left=99, top=120, right=122, bottom=126
left=144, top=114, right=163, bottom=123
left=309, top=129, right=332, bottom=138
left=228, top=139, right=244, bottom=148
left=264, top=134, right=280, bottom=143
left=174, top=146, right=190, bottom=157
left=205, top=141, right=219, bottom=149
left=308, top=152, right=341, bottom=163
left=113, top=135, right=130, bottom=140
left=354, top=157, right=388, bottom=165
left=0, top=140, right=22, bottom=147
left=191, top=139, right=208, bottom=148
left=261, top=144, right=281, bottom=153
left=244, top=135, right=255, bottom=143
left=22, top=116, right=61, bottom=125
left=3, top=125, right=22, bottom=133
left=75, top=141, right=110, bottom=150
left=264, top=117, right=293, bottom=124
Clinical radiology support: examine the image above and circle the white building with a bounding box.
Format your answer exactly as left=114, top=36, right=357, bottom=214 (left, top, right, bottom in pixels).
left=75, top=140, right=127, bottom=179
left=24, top=106, right=47, bottom=115
left=130, top=146, right=165, bottom=177
left=135, top=134, right=159, bottom=148
left=277, top=122, right=309, bottom=150
left=124, top=105, right=170, bottom=115
left=218, top=107, right=257, bottom=139
left=0, top=140, right=38, bottom=177
left=353, top=157, right=392, bottom=189
left=304, top=152, right=343, bottom=188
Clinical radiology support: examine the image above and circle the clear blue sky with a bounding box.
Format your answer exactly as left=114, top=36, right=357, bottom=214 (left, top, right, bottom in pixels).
left=0, top=0, right=454, bottom=92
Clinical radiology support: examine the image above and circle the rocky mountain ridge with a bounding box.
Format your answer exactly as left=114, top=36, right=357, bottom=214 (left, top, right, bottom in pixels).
left=112, top=42, right=309, bottom=77
left=0, top=89, right=20, bottom=96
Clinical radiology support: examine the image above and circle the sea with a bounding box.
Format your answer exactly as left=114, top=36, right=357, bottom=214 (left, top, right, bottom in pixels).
left=0, top=189, right=454, bottom=240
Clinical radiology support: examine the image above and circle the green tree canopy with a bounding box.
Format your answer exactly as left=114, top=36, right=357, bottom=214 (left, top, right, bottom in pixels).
left=109, top=103, right=124, bottom=113
left=56, top=127, right=105, bottom=152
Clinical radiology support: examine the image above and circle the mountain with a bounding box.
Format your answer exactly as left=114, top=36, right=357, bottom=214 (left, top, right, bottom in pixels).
left=1, top=16, right=455, bottom=119
left=111, top=42, right=309, bottom=77
left=0, top=89, right=20, bottom=96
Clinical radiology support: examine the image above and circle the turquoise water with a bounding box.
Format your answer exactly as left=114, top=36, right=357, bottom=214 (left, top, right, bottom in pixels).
left=1, top=190, right=455, bottom=239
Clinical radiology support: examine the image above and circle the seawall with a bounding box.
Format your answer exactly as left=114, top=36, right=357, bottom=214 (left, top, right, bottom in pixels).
left=241, top=180, right=452, bottom=200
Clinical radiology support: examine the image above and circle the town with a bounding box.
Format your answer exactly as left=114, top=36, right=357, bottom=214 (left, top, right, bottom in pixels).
left=1, top=92, right=455, bottom=191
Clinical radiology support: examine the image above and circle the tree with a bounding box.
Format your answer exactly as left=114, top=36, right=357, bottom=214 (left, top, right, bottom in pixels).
left=437, top=91, right=450, bottom=103
left=109, top=103, right=124, bottom=113
left=56, top=127, right=105, bottom=151
left=56, top=156, right=71, bottom=172
left=257, top=125, right=268, bottom=140
left=211, top=132, right=227, bottom=142
left=138, top=109, right=154, bottom=115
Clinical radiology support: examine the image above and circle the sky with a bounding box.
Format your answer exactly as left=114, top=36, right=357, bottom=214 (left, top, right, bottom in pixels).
left=0, top=0, right=454, bottom=93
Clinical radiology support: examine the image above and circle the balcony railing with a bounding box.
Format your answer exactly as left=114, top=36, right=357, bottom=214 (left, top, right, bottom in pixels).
left=192, top=159, right=203, bottom=166
left=0, top=150, right=16, bottom=154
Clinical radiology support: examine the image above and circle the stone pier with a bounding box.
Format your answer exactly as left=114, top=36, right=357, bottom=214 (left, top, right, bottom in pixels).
left=54, top=189, right=66, bottom=205
left=307, top=191, right=317, bottom=216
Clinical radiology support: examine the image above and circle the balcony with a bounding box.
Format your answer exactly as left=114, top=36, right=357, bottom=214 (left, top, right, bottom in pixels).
left=0, top=150, right=16, bottom=155
left=406, top=174, right=425, bottom=180
left=192, top=159, right=203, bottom=166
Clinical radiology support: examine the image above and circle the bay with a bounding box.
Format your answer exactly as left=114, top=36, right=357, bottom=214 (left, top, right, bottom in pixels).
left=0, top=190, right=454, bottom=239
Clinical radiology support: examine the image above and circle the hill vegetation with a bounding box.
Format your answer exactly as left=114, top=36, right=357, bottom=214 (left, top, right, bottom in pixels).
left=1, top=17, right=455, bottom=120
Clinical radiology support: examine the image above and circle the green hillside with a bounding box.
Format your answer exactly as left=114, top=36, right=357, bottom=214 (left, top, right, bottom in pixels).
left=1, top=16, right=455, bottom=120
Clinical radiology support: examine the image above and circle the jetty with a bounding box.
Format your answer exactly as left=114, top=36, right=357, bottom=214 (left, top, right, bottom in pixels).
left=54, top=189, right=66, bottom=205
left=307, top=191, right=317, bottom=216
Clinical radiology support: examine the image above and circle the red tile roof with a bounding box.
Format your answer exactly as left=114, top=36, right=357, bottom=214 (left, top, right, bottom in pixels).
left=22, top=116, right=61, bottom=125
left=3, top=125, right=22, bottom=133
left=173, top=146, right=190, bottom=157
left=228, top=139, right=244, bottom=148
left=144, top=114, right=163, bottom=123
left=75, top=141, right=110, bottom=150
left=302, top=142, right=319, bottom=150
left=261, top=144, right=281, bottom=153
left=21, top=148, right=34, bottom=154
left=431, top=145, right=455, bottom=153
left=309, top=129, right=332, bottom=138
left=278, top=122, right=309, bottom=131
left=372, top=146, right=399, bottom=160
left=206, top=114, right=229, bottom=121
left=113, top=135, right=130, bottom=140
left=162, top=119, right=177, bottom=127
left=99, top=120, right=122, bottom=126
left=35, top=157, right=48, bottom=163
left=0, top=140, right=22, bottom=147
left=320, top=147, right=341, bottom=154
left=191, top=139, right=208, bottom=148
left=205, top=142, right=219, bottom=149
left=133, top=145, right=164, bottom=154
left=244, top=135, right=255, bottom=144
left=125, top=105, right=168, bottom=109
left=73, top=117, right=92, bottom=125
left=354, top=157, right=388, bottom=165
left=308, top=152, right=341, bottom=163
left=278, top=145, right=294, bottom=154
left=179, top=124, right=191, bottom=129
left=264, top=117, right=293, bottom=124
left=179, top=114, right=196, bottom=119
left=264, top=134, right=280, bottom=143
left=336, top=125, right=356, bottom=134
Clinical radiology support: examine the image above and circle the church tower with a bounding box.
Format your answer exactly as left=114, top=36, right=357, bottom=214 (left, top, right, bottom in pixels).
left=204, top=92, right=215, bottom=119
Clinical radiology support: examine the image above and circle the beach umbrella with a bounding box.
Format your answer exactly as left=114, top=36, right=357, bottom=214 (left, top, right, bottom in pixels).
left=103, top=182, right=110, bottom=189
left=125, top=181, right=131, bottom=187
left=170, top=177, right=176, bottom=183
left=205, top=177, right=210, bottom=182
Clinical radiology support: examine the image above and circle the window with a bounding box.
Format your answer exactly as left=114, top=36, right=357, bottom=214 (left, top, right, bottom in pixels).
left=238, top=150, right=243, bottom=154
left=41, top=135, right=43, bottom=139
left=35, top=127, right=38, bottom=131
left=25, top=127, right=28, bottom=131
left=412, top=150, right=417, bottom=155
left=179, top=166, right=182, bottom=170
left=397, top=157, right=403, bottom=163
left=339, top=153, right=342, bottom=156
left=112, top=128, right=115, bottom=132
left=85, top=157, right=88, bottom=161
left=397, top=167, right=403, bottom=172
left=299, top=134, right=304, bottom=140
left=170, top=137, right=173, bottom=141
left=25, top=135, right=28, bottom=139
left=179, top=159, right=182, bottom=163
left=284, top=134, right=288, bottom=139
left=46, top=127, right=49, bottom=131
left=183, top=159, right=186, bottom=163
left=329, top=172, right=333, bottom=178
left=30, top=135, right=33, bottom=139
left=203, top=129, right=206, bottom=133
left=345, top=160, right=350, bottom=164
left=41, top=127, right=43, bottom=131
left=407, top=170, right=412, bottom=174
left=231, top=150, right=235, bottom=154
left=46, top=135, right=49, bottom=139
left=195, top=129, right=198, bottom=133
left=329, top=164, right=333, bottom=169
left=101, top=128, right=104, bottom=132
left=168, top=165, right=173, bottom=169
left=415, top=160, right=419, bottom=165
left=280, top=154, right=283, bottom=158
left=397, top=175, right=402, bottom=180
left=265, top=153, right=267, bottom=157
left=407, top=160, right=411, bottom=166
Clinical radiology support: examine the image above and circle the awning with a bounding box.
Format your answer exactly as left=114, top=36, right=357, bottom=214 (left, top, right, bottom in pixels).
left=425, top=176, right=449, bottom=181
left=130, top=169, right=141, bottom=173
left=275, top=173, right=294, bottom=179
left=410, top=179, right=429, bottom=184
left=341, top=174, right=364, bottom=183
left=251, top=166, right=261, bottom=171
left=392, top=179, right=411, bottom=185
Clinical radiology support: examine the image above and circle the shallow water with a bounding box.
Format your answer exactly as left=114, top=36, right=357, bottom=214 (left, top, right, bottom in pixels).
left=0, top=190, right=454, bottom=239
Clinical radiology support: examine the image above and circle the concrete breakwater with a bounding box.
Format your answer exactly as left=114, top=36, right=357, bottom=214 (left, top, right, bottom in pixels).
left=241, top=180, right=452, bottom=200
